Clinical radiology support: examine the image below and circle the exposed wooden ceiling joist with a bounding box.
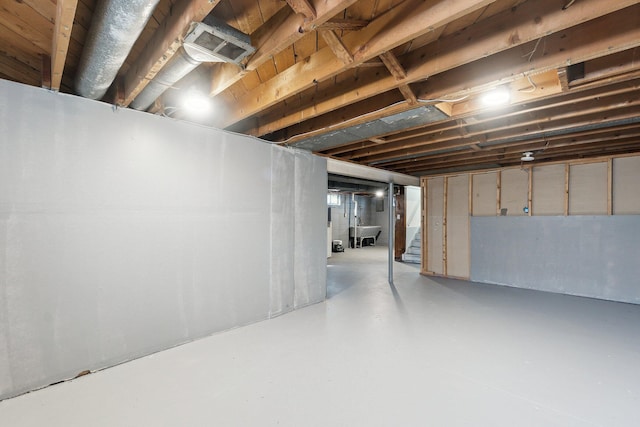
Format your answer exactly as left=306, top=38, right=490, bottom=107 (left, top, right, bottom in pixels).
left=50, top=0, right=78, bottom=91
left=209, top=0, right=358, bottom=96
left=212, top=0, right=497, bottom=129
left=254, top=0, right=640, bottom=141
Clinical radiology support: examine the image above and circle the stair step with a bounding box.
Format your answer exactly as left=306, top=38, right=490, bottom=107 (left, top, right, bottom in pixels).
left=406, top=246, right=421, bottom=255
left=402, top=253, right=421, bottom=264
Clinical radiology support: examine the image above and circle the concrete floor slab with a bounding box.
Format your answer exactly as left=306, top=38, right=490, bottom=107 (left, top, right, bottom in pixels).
left=1, top=247, right=639, bottom=426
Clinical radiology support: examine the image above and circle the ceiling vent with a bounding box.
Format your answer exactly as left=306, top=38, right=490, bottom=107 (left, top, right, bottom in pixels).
left=183, top=16, right=255, bottom=65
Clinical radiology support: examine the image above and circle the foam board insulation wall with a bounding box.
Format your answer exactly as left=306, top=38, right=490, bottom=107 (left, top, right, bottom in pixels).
left=293, top=151, right=327, bottom=308
left=472, top=172, right=497, bottom=216
left=569, top=162, right=607, bottom=215
left=446, top=175, right=470, bottom=279
left=613, top=156, right=640, bottom=214
left=501, top=168, right=529, bottom=216
left=427, top=178, right=444, bottom=274
left=0, top=79, right=327, bottom=401
left=532, top=164, right=565, bottom=215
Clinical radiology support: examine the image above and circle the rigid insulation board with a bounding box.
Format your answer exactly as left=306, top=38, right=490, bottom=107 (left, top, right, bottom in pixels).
left=293, top=150, right=327, bottom=309
left=569, top=162, right=607, bottom=215
left=613, top=156, right=640, bottom=214
left=501, top=168, right=529, bottom=216
left=0, top=79, right=327, bottom=400
left=427, top=177, right=444, bottom=274
left=532, top=164, right=565, bottom=215
left=472, top=172, right=497, bottom=216
left=471, top=216, right=640, bottom=304
left=269, top=147, right=295, bottom=317
left=446, top=175, right=470, bottom=278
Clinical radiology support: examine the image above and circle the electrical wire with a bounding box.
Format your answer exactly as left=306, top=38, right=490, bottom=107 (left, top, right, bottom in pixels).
left=523, top=37, right=544, bottom=62
left=518, top=74, right=538, bottom=93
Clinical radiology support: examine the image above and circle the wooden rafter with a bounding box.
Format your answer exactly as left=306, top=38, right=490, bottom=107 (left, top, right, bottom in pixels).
left=378, top=51, right=406, bottom=80
left=360, top=98, right=640, bottom=165
left=252, top=0, right=640, bottom=140
left=379, top=51, right=416, bottom=104
left=348, top=76, right=640, bottom=156
left=321, top=30, right=353, bottom=64
left=213, top=0, right=496, bottom=129
left=397, top=85, right=418, bottom=105
left=318, top=19, right=368, bottom=31
left=51, top=0, right=78, bottom=91
left=285, top=0, right=316, bottom=19
left=209, top=0, right=358, bottom=96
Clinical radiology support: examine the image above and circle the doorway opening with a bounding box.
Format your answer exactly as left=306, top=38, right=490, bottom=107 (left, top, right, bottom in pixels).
left=326, top=174, right=421, bottom=297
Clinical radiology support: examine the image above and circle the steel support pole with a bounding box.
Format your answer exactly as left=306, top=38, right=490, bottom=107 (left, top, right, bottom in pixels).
left=388, top=182, right=394, bottom=285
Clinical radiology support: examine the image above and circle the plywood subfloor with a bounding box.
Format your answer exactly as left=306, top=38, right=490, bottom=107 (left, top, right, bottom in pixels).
left=1, top=247, right=639, bottom=426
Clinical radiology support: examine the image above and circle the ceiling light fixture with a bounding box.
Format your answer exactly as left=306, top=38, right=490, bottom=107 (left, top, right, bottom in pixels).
left=521, top=151, right=535, bottom=162
left=182, top=89, right=211, bottom=115
left=481, top=86, right=511, bottom=106
left=375, top=190, right=384, bottom=198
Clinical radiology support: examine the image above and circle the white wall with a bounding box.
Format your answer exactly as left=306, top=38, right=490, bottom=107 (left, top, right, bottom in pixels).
left=405, top=186, right=421, bottom=244
left=0, top=80, right=327, bottom=400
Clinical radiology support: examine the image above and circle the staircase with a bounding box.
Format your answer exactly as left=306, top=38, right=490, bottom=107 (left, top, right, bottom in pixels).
left=402, top=228, right=421, bottom=264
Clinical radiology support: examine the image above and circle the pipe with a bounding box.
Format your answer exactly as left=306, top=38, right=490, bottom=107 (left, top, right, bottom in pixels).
left=75, top=0, right=161, bottom=100
left=130, top=47, right=202, bottom=111
left=388, top=182, right=394, bottom=285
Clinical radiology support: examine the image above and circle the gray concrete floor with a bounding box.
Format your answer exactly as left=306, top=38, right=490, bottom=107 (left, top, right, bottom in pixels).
left=1, top=246, right=639, bottom=426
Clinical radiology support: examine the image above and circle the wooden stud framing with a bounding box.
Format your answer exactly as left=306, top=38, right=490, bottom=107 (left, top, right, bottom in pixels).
left=442, top=177, right=448, bottom=277
left=607, top=158, right=613, bottom=215
left=496, top=171, right=502, bottom=215
left=421, top=178, right=428, bottom=274
left=564, top=163, right=570, bottom=216
left=528, top=167, right=533, bottom=216
left=468, top=174, right=474, bottom=217
left=468, top=173, right=473, bottom=278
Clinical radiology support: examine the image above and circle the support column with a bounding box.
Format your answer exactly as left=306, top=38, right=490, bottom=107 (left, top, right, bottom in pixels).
left=388, top=182, right=395, bottom=285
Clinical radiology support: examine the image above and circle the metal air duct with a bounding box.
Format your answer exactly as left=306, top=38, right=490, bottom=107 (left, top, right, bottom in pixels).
left=130, top=16, right=255, bottom=112
left=75, top=0, right=161, bottom=100
left=129, top=46, right=203, bottom=111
